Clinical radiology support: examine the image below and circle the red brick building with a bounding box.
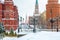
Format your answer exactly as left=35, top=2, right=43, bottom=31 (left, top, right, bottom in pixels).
left=0, top=0, right=18, bottom=30
left=46, top=0, right=60, bottom=29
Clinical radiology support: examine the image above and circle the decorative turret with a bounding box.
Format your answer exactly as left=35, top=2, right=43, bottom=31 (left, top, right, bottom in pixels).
left=0, top=0, right=1, bottom=3
left=48, top=0, right=58, bottom=4
left=4, top=0, right=13, bottom=4
left=0, top=0, right=2, bottom=3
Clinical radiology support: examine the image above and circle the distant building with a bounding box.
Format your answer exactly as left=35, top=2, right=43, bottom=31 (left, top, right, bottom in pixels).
left=0, top=0, right=18, bottom=30
left=40, top=11, right=46, bottom=29
left=28, top=16, right=34, bottom=25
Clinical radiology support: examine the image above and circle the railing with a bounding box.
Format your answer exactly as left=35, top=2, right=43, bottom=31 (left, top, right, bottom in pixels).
left=18, top=29, right=60, bottom=32
left=0, top=34, right=4, bottom=40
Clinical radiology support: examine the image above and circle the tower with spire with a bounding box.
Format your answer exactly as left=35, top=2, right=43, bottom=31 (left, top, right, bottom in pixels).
left=34, top=0, right=39, bottom=15
left=33, top=0, right=40, bottom=28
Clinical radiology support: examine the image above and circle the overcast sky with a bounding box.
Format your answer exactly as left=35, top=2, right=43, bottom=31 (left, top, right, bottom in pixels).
left=2, top=0, right=60, bottom=20
left=14, top=0, right=48, bottom=19
left=13, top=0, right=60, bottom=21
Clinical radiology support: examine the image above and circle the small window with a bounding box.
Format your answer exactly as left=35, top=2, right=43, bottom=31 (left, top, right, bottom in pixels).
left=6, top=6, right=10, bottom=10
left=6, top=21, right=9, bottom=25
left=6, top=14, right=9, bottom=19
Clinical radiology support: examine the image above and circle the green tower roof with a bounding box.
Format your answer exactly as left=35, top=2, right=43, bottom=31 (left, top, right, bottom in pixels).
left=36, top=0, right=38, bottom=5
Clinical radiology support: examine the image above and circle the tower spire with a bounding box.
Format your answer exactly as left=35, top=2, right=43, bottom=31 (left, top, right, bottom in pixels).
left=0, top=0, right=2, bottom=3
left=36, top=0, right=38, bottom=5
left=34, top=0, right=39, bottom=15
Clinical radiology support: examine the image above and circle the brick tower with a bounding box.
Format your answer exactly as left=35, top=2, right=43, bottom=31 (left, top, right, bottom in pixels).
left=46, top=0, right=60, bottom=29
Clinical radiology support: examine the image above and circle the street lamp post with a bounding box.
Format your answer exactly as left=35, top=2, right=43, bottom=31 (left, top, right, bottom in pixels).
left=18, top=28, right=19, bottom=33
left=56, top=16, right=59, bottom=32
left=50, top=19, right=55, bottom=31
left=50, top=8, right=53, bottom=31
left=50, top=8, right=59, bottom=32
left=50, top=8, right=55, bottom=31
left=33, top=18, right=36, bottom=33
left=33, top=13, right=39, bottom=32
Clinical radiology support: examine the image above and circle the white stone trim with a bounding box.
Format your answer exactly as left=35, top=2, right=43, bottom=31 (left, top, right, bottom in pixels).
left=4, top=25, right=18, bottom=26
left=0, top=10, right=2, bottom=11
left=4, top=10, right=14, bottom=13
left=0, top=10, right=15, bottom=13
left=5, top=1, right=13, bottom=2
left=10, top=18, right=15, bottom=20
left=2, top=18, right=17, bottom=20
left=34, top=14, right=40, bottom=16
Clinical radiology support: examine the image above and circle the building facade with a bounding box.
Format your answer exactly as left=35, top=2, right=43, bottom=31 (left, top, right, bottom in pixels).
left=29, top=16, right=34, bottom=25
left=46, top=0, right=60, bottom=29
left=0, top=0, right=18, bottom=30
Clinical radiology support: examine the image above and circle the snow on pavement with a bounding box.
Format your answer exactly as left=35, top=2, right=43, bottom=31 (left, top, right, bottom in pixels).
left=3, top=37, right=17, bottom=40
left=3, top=31, right=60, bottom=40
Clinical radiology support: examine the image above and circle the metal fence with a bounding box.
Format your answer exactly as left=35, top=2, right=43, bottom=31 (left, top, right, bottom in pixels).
left=18, top=29, right=60, bottom=32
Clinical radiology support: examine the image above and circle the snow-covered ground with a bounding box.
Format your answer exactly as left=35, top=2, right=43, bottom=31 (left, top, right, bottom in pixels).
left=3, top=31, right=60, bottom=40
